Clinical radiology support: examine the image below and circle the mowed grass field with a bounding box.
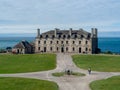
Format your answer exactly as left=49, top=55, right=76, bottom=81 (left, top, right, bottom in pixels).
left=0, top=77, right=58, bottom=90
left=72, top=55, right=120, bottom=72
left=0, top=54, right=56, bottom=73
left=90, top=76, right=120, bottom=90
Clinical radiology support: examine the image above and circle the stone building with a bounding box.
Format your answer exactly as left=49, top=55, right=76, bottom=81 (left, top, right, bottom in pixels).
left=12, top=40, right=33, bottom=54
left=35, top=28, right=98, bottom=54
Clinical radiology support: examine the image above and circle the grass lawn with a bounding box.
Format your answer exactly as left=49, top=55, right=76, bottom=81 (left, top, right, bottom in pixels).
left=0, top=77, right=58, bottom=90
left=72, top=55, right=120, bottom=72
left=90, top=76, right=120, bottom=90
left=0, top=54, right=56, bottom=73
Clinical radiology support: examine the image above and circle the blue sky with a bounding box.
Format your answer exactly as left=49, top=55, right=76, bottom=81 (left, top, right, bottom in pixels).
left=0, top=0, right=120, bottom=36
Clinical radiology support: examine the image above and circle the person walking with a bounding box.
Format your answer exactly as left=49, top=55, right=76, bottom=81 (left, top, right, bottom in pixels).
left=88, top=67, right=91, bottom=74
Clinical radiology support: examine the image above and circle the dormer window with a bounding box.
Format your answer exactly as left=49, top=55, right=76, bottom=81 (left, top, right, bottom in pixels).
left=46, top=35, right=49, bottom=39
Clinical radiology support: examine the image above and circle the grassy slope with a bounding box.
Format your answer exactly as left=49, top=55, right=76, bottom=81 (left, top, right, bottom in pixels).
left=73, top=55, right=120, bottom=72
left=90, top=76, right=120, bottom=90
left=0, top=77, right=58, bottom=90
left=0, top=54, right=56, bottom=73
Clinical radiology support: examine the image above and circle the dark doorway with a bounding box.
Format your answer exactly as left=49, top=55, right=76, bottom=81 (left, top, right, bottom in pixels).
left=61, top=47, right=64, bottom=53
left=79, top=48, right=81, bottom=53
left=44, top=47, right=46, bottom=52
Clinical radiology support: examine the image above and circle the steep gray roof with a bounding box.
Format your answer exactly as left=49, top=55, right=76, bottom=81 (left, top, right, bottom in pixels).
left=13, top=40, right=32, bottom=49
left=39, top=29, right=91, bottom=39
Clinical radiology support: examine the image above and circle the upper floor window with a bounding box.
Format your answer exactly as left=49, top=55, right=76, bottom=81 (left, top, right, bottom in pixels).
left=61, top=41, right=64, bottom=44
left=38, top=41, right=40, bottom=44
left=73, top=41, right=75, bottom=44
left=57, top=41, right=59, bottom=44
left=66, top=47, right=68, bottom=51
left=52, top=35, right=55, bottom=39
left=79, top=41, right=81, bottom=44
left=86, top=41, right=88, bottom=44
left=50, top=41, right=53, bottom=44
left=46, top=35, right=49, bottom=39
left=44, top=41, right=46, bottom=44
left=66, top=41, right=68, bottom=44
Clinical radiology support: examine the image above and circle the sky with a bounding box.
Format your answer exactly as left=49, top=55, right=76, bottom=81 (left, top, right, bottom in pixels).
left=0, top=0, right=120, bottom=37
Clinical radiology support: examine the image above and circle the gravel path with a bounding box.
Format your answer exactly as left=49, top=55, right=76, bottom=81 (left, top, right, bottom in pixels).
left=0, top=53, right=120, bottom=90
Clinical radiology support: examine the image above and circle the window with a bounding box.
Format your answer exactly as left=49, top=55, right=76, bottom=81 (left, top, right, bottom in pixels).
left=38, top=47, right=40, bottom=50
left=66, top=47, right=68, bottom=51
left=50, top=47, right=52, bottom=51
left=44, top=41, right=46, bottom=44
left=66, top=41, right=68, bottom=44
left=79, top=41, right=81, bottom=44
left=73, top=47, right=75, bottom=51
left=61, top=41, right=63, bottom=44
left=63, top=35, right=66, bottom=38
left=52, top=35, right=55, bottom=39
left=57, top=41, right=59, bottom=44
left=50, top=41, right=53, bottom=44
left=86, top=41, right=88, bottom=44
left=73, top=41, right=75, bottom=44
left=57, top=47, right=59, bottom=51
left=46, top=35, right=48, bottom=39
left=86, top=48, right=88, bottom=51
left=38, top=41, right=40, bottom=44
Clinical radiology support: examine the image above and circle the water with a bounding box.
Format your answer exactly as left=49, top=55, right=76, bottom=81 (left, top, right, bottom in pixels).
left=0, top=37, right=35, bottom=49
left=0, top=37, right=120, bottom=53
left=98, top=37, right=120, bottom=53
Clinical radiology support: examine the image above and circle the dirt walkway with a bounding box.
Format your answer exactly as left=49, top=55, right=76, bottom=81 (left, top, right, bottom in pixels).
left=0, top=53, right=120, bottom=90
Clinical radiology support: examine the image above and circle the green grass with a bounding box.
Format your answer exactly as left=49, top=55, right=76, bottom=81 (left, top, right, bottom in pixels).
left=52, top=72, right=85, bottom=77
left=90, top=76, right=120, bottom=90
left=52, top=72, right=65, bottom=77
left=0, top=77, right=58, bottom=90
left=0, top=54, right=56, bottom=73
left=72, top=55, right=120, bottom=72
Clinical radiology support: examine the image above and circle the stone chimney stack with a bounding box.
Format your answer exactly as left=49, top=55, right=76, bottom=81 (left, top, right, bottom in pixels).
left=37, top=28, right=40, bottom=37
left=54, top=28, right=58, bottom=37
left=69, top=28, right=72, bottom=36
left=91, top=28, right=97, bottom=38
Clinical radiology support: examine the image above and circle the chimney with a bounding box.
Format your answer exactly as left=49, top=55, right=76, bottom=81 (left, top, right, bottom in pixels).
left=91, top=28, right=97, bottom=38
left=69, top=28, right=72, bottom=36
left=37, top=28, right=40, bottom=37
left=54, top=28, right=58, bottom=37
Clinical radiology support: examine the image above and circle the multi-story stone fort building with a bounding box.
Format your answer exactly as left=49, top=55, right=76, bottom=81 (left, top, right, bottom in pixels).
left=35, top=28, right=98, bottom=54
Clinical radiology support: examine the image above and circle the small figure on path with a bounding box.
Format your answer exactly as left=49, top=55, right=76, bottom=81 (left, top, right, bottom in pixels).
left=88, top=67, right=91, bottom=74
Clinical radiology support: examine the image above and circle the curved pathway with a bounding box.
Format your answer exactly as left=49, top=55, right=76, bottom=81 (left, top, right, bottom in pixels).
left=0, top=53, right=120, bottom=90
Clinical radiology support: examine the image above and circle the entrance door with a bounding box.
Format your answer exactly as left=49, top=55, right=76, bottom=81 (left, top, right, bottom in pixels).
left=44, top=47, right=46, bottom=52
left=61, top=47, right=64, bottom=53
left=79, top=48, right=81, bottom=53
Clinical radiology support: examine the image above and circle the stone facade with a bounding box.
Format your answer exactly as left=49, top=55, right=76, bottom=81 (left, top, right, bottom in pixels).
left=12, top=40, right=33, bottom=54
left=35, top=28, right=98, bottom=54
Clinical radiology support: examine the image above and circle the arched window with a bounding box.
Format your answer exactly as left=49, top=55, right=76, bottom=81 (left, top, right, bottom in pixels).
left=66, top=47, right=68, bottom=51
left=50, top=47, right=52, bottom=51
left=44, top=41, right=46, bottom=44
left=57, top=47, right=59, bottom=51
left=66, top=41, right=68, bottom=44
left=57, top=41, right=59, bottom=44
left=63, top=35, right=66, bottom=38
left=73, top=47, right=75, bottom=51
left=46, top=35, right=48, bottom=38
left=52, top=35, right=55, bottom=39
left=50, top=41, right=53, bottom=44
